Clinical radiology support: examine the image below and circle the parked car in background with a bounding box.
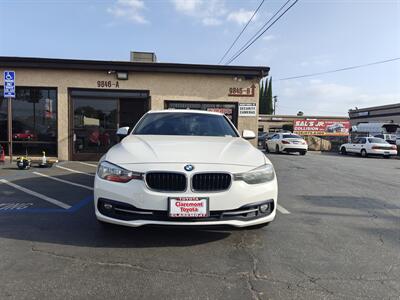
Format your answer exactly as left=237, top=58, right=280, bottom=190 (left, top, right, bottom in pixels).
left=258, top=132, right=268, bottom=148
left=265, top=133, right=308, bottom=155
left=13, top=130, right=36, bottom=141
left=373, top=134, right=397, bottom=145
left=258, top=132, right=275, bottom=149
left=340, top=137, right=397, bottom=158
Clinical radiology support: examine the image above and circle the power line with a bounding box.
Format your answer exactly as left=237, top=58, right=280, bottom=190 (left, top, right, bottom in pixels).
left=218, top=0, right=266, bottom=64
left=278, top=57, right=400, bottom=80
left=224, top=0, right=291, bottom=65
left=225, top=0, right=299, bottom=65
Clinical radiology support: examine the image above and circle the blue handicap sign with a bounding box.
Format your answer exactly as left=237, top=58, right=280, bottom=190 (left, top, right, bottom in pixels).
left=4, top=71, right=15, bottom=98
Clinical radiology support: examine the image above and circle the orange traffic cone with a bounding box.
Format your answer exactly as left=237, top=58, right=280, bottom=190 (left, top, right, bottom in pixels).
left=0, top=145, right=5, bottom=163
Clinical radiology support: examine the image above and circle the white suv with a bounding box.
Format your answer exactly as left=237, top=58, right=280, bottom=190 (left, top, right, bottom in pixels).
left=265, top=133, right=308, bottom=155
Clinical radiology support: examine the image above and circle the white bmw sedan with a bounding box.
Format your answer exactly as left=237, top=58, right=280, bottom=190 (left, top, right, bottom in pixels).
left=94, top=110, right=278, bottom=228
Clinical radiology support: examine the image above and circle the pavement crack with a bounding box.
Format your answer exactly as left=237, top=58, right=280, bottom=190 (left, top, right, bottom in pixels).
left=378, top=233, right=385, bottom=246
left=245, top=274, right=260, bottom=300
left=234, top=232, right=263, bottom=300
left=30, top=245, right=229, bottom=279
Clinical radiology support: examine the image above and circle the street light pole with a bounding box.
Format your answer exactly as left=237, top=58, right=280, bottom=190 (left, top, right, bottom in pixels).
left=273, top=96, right=278, bottom=115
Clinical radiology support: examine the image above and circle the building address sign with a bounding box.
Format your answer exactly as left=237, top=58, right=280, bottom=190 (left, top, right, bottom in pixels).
left=97, top=80, right=120, bottom=88
left=228, top=84, right=256, bottom=97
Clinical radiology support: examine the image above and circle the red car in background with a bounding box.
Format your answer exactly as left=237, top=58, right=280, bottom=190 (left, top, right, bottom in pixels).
left=13, top=130, right=36, bottom=141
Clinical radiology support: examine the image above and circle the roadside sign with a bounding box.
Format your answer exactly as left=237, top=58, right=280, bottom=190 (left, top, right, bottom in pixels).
left=4, top=71, right=15, bottom=98
left=239, top=103, right=257, bottom=117
left=293, top=119, right=350, bottom=136
left=4, top=71, right=15, bottom=162
left=4, top=71, right=16, bottom=98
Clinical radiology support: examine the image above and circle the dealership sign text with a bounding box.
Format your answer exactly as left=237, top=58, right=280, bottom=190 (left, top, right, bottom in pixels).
left=293, top=119, right=350, bottom=136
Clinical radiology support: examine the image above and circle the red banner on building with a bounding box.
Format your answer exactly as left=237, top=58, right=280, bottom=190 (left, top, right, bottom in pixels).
left=293, top=119, right=350, bottom=136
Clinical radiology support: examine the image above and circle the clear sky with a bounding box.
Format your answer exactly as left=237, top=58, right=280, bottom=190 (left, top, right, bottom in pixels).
left=1, top=0, right=399, bottom=116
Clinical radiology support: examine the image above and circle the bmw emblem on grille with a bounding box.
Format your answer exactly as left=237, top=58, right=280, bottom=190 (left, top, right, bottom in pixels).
left=184, top=164, right=194, bottom=172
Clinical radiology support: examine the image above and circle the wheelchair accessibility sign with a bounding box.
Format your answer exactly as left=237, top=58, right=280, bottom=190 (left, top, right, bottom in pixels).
left=4, top=71, right=15, bottom=98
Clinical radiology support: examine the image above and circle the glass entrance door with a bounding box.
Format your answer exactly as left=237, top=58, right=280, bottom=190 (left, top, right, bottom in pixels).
left=69, top=89, right=150, bottom=161
left=71, top=98, right=118, bottom=161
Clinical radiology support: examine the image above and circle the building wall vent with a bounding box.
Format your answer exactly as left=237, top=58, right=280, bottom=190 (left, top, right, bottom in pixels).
left=130, top=51, right=157, bottom=63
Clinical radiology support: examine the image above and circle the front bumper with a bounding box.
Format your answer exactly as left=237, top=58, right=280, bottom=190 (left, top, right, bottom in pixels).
left=94, top=164, right=278, bottom=228
left=95, top=198, right=276, bottom=227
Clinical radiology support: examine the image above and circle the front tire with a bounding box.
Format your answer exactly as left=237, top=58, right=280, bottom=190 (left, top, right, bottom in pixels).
left=300, top=151, right=307, bottom=155
left=361, top=149, right=368, bottom=158
left=340, top=147, right=347, bottom=155
left=265, top=144, right=270, bottom=153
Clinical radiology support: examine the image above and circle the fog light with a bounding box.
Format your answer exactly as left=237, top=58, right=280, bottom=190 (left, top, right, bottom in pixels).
left=259, top=204, right=269, bottom=213
left=103, top=203, right=113, bottom=210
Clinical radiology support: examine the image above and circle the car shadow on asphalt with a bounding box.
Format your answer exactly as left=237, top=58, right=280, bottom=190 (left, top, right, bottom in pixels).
left=265, top=152, right=303, bottom=156
left=0, top=173, right=234, bottom=248
left=0, top=206, right=233, bottom=248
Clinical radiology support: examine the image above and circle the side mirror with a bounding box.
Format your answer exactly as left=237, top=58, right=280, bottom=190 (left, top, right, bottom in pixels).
left=116, top=126, right=129, bottom=137
left=242, top=130, right=256, bottom=140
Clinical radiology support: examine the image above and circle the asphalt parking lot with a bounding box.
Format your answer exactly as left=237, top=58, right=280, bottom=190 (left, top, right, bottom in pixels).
left=0, top=153, right=399, bottom=299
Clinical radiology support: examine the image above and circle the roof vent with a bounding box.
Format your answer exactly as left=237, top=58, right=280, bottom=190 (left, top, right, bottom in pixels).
left=130, top=51, right=157, bottom=63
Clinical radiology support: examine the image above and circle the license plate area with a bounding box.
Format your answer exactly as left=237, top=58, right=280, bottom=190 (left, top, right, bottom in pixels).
left=168, top=197, right=209, bottom=218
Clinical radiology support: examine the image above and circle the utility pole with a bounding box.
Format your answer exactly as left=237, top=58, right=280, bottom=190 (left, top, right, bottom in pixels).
left=273, top=95, right=278, bottom=115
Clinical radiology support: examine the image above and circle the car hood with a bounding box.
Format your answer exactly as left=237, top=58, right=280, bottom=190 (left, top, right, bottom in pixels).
left=105, top=135, right=267, bottom=167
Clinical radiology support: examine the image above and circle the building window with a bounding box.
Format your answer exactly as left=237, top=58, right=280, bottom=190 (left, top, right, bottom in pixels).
left=0, top=87, right=57, bottom=156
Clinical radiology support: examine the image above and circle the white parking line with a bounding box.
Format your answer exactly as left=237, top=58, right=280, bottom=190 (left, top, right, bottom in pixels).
left=77, top=162, right=98, bottom=168
left=33, top=172, right=93, bottom=191
left=55, top=165, right=95, bottom=176
left=277, top=204, right=291, bottom=214
left=0, top=179, right=71, bottom=209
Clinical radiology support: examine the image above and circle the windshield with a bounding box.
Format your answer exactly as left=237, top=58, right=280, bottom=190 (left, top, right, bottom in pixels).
left=282, top=134, right=302, bottom=139
left=133, top=112, right=239, bottom=137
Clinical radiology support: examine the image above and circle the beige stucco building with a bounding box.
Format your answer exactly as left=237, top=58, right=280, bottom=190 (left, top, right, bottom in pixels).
left=0, top=56, right=268, bottom=161
left=348, top=103, right=400, bottom=126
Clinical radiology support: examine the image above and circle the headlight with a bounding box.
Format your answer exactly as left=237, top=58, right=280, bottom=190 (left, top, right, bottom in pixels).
left=97, top=161, right=142, bottom=183
left=234, top=164, right=275, bottom=184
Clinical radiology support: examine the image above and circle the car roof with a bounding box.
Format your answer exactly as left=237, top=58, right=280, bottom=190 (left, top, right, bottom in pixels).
left=147, top=109, right=223, bottom=116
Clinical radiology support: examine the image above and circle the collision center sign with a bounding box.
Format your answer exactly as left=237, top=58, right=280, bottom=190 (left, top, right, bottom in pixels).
left=293, top=119, right=350, bottom=136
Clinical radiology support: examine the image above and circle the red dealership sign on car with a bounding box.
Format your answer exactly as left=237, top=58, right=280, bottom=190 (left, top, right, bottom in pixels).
left=293, top=119, right=350, bottom=136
